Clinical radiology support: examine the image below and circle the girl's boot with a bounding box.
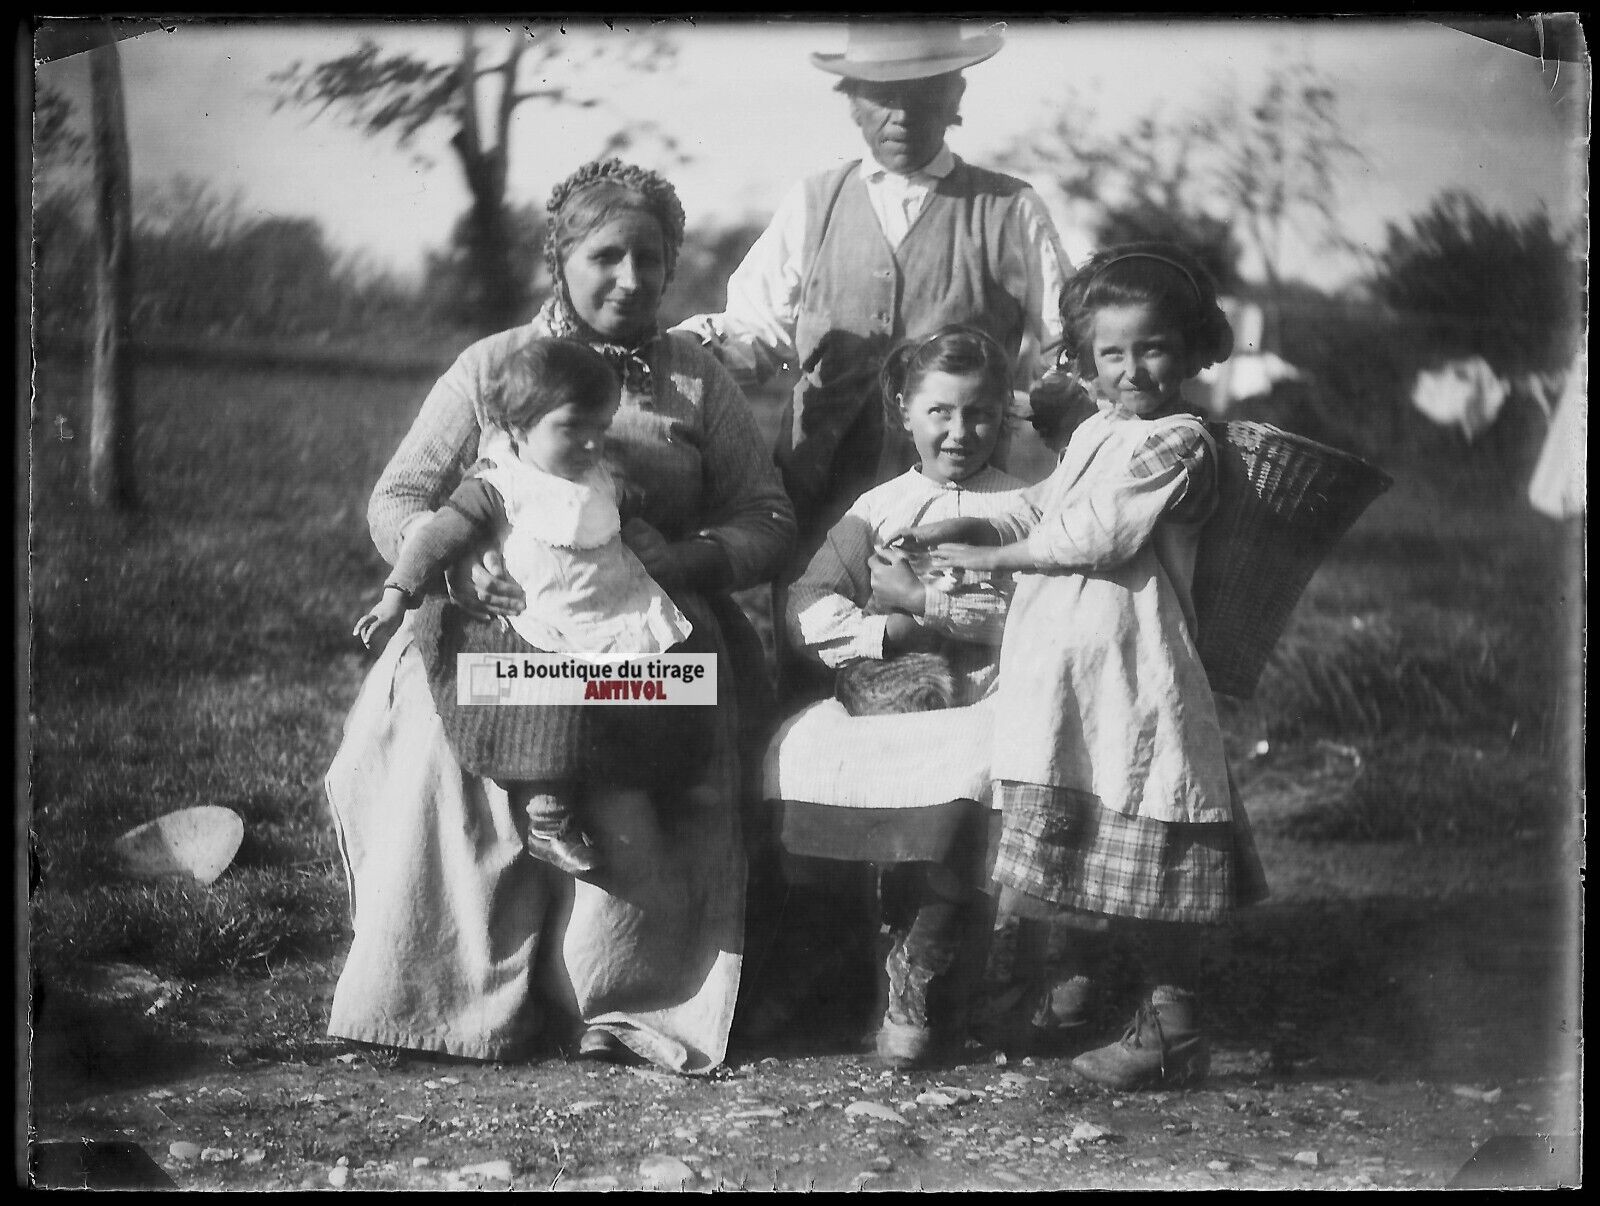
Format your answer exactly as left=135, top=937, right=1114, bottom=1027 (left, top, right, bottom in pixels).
left=875, top=930, right=938, bottom=1067
left=1069, top=987, right=1209, bottom=1089
left=1023, top=973, right=1097, bottom=1057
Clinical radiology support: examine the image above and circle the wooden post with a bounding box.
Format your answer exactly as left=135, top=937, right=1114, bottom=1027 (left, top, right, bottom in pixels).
left=88, top=27, right=136, bottom=510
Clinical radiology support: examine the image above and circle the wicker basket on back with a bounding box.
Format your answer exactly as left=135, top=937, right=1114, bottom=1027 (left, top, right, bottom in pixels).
left=1193, top=421, right=1393, bottom=698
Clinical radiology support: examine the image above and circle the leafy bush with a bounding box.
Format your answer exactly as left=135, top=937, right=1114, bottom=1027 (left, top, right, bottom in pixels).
left=1368, top=190, right=1583, bottom=378
left=33, top=174, right=427, bottom=349
left=420, top=202, right=545, bottom=334
left=1096, top=201, right=1243, bottom=294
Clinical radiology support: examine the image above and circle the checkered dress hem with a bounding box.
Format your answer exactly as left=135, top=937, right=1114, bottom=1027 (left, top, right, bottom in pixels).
left=991, top=780, right=1269, bottom=923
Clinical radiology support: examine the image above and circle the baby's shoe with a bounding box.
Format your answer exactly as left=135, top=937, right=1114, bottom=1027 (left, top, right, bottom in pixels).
left=524, top=810, right=601, bottom=876
left=1070, top=988, right=1209, bottom=1090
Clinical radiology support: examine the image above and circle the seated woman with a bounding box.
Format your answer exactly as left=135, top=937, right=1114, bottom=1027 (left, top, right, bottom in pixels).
left=760, top=326, right=1038, bottom=1067
left=325, top=159, right=794, bottom=1073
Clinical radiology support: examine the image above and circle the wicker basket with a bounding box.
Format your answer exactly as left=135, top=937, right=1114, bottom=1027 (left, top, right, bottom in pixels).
left=1193, top=421, right=1393, bottom=698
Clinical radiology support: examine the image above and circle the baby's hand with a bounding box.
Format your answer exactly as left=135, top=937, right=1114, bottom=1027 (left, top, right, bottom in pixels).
left=353, top=592, right=407, bottom=651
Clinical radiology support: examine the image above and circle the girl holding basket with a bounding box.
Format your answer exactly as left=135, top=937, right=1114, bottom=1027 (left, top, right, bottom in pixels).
left=903, top=243, right=1269, bottom=1088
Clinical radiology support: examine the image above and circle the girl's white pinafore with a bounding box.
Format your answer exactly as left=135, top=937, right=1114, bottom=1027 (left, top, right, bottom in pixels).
left=993, top=408, right=1233, bottom=823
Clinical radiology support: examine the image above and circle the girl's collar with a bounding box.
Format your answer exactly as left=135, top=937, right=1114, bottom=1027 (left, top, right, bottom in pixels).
left=911, top=464, right=997, bottom=490
left=1095, top=394, right=1202, bottom=424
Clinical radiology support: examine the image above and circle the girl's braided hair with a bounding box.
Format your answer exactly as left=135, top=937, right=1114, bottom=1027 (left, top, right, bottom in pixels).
left=543, top=158, right=687, bottom=285
left=1061, top=241, right=1234, bottom=377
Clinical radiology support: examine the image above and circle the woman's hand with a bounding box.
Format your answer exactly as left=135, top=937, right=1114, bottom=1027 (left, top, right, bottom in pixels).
left=621, top=518, right=673, bottom=572
left=623, top=519, right=732, bottom=591
left=892, top=516, right=1001, bottom=549
left=927, top=543, right=1005, bottom=572
left=445, top=548, right=525, bottom=621
left=868, top=546, right=926, bottom=616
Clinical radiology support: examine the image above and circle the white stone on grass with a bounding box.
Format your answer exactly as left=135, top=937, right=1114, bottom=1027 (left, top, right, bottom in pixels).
left=638, top=1155, right=697, bottom=1189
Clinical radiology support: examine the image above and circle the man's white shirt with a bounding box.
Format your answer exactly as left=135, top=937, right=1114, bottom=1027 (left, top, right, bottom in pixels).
left=673, top=146, right=1069, bottom=395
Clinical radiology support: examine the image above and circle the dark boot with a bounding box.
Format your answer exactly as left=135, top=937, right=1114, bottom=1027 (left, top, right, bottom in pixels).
left=976, top=913, right=1101, bottom=1058
left=1020, top=973, right=1097, bottom=1057
left=1070, top=988, right=1209, bottom=1090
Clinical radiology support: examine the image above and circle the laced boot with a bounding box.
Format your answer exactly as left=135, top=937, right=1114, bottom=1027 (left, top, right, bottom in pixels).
left=1070, top=988, right=1209, bottom=1090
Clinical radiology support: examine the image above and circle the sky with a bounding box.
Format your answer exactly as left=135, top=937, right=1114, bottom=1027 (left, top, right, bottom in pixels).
left=33, top=16, right=1590, bottom=291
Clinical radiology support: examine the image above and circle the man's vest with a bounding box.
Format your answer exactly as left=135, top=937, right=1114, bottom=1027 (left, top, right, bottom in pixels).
left=775, top=157, right=1032, bottom=564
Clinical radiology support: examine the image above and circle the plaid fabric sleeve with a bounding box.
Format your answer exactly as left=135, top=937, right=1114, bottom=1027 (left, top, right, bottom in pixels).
left=1025, top=422, right=1214, bottom=569
left=1126, top=424, right=1217, bottom=526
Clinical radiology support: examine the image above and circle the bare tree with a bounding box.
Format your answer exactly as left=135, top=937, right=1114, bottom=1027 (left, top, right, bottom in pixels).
left=1005, top=61, right=1364, bottom=316
left=272, top=23, right=679, bottom=334
left=33, top=87, right=91, bottom=339
left=1002, top=93, right=1244, bottom=290
left=34, top=86, right=86, bottom=183
left=1212, top=61, right=1365, bottom=304
left=87, top=27, right=137, bottom=510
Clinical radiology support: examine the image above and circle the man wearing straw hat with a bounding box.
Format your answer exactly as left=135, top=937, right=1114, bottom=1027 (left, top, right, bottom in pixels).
left=679, top=19, right=1068, bottom=549
left=678, top=20, right=1069, bottom=1059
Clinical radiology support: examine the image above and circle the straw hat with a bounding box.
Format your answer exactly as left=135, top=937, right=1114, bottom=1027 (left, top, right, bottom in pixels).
left=811, top=21, right=1004, bottom=82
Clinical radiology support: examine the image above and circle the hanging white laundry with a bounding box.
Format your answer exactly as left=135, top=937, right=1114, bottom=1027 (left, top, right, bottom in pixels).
left=1225, top=298, right=1266, bottom=355
left=1198, top=349, right=1305, bottom=415
left=1410, top=356, right=1510, bottom=441
left=1528, top=350, right=1586, bottom=519
left=1226, top=351, right=1304, bottom=405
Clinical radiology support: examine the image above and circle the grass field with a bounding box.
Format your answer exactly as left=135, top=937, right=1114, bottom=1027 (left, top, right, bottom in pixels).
left=25, top=352, right=1581, bottom=985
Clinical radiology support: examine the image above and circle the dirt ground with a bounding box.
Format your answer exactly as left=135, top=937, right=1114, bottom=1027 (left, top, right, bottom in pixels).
left=26, top=825, right=1582, bottom=1192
